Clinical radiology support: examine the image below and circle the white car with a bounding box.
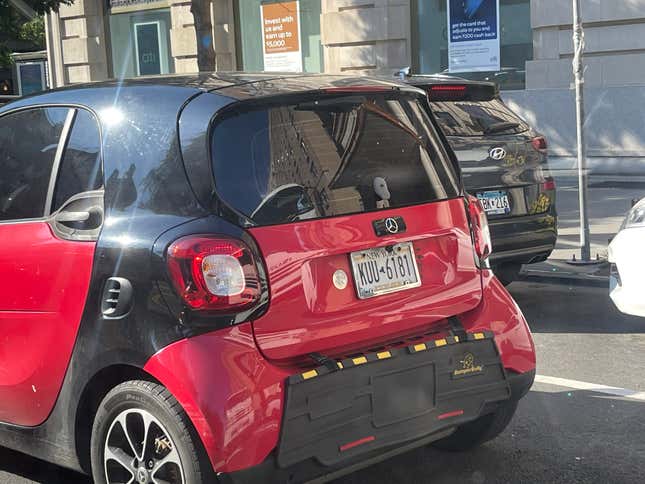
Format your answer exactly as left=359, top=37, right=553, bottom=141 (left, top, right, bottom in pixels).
left=608, top=197, right=645, bottom=317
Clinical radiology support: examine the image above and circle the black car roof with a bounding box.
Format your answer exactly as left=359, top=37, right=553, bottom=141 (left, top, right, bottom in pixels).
left=0, top=72, right=427, bottom=116
left=71, top=72, right=421, bottom=94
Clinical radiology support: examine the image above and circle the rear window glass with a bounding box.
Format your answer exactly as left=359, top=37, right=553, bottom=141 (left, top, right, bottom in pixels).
left=430, top=98, right=528, bottom=137
left=211, top=92, right=460, bottom=226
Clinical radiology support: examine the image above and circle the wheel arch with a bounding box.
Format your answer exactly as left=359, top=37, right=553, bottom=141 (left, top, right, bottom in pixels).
left=74, top=364, right=160, bottom=473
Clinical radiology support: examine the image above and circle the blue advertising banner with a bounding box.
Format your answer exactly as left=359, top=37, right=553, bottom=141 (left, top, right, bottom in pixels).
left=447, top=0, right=500, bottom=73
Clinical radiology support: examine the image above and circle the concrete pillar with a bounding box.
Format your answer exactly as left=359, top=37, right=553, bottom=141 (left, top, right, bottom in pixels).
left=212, top=0, right=237, bottom=70
left=45, top=11, right=66, bottom=88
left=170, top=0, right=199, bottom=73
left=321, top=0, right=411, bottom=75
left=170, top=0, right=237, bottom=73
left=53, top=0, right=110, bottom=84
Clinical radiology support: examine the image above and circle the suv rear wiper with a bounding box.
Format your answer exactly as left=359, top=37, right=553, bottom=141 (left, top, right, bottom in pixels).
left=483, top=121, right=520, bottom=135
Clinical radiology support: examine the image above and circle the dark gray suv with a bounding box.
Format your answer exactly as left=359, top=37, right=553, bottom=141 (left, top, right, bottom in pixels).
left=402, top=74, right=557, bottom=284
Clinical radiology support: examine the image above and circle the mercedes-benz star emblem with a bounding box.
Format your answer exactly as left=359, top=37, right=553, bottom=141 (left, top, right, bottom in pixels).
left=489, top=147, right=507, bottom=160
left=384, top=217, right=399, bottom=234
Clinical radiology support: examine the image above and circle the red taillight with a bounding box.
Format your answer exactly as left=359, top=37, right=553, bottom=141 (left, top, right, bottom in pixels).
left=430, top=85, right=467, bottom=92
left=541, top=177, right=556, bottom=191
left=167, top=235, right=261, bottom=312
left=427, top=84, right=468, bottom=100
left=531, top=136, right=548, bottom=152
left=467, top=195, right=492, bottom=262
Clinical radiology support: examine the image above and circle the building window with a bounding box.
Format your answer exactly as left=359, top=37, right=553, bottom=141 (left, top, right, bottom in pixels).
left=16, top=61, right=47, bottom=96
left=109, top=8, right=174, bottom=78
left=235, top=0, right=323, bottom=72
left=412, top=0, right=532, bottom=90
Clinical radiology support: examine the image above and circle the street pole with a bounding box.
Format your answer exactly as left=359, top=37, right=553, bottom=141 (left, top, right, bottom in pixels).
left=572, top=0, right=592, bottom=262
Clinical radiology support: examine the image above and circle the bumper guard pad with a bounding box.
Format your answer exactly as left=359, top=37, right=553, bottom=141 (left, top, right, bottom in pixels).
left=278, top=332, right=510, bottom=468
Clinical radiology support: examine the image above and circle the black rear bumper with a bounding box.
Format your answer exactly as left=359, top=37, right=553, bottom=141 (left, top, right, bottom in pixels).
left=488, top=210, right=557, bottom=266
left=219, top=334, right=535, bottom=484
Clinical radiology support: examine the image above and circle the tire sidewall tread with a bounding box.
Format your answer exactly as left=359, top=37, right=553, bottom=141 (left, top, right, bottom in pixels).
left=90, top=380, right=209, bottom=484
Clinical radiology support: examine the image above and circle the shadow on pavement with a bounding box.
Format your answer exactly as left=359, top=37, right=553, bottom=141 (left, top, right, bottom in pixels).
left=334, top=388, right=645, bottom=484
left=1, top=389, right=643, bottom=484
left=0, top=447, right=89, bottom=484
left=508, top=281, right=645, bottom=334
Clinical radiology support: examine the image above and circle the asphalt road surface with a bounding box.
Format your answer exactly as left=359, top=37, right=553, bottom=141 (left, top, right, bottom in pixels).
left=2, top=280, right=645, bottom=484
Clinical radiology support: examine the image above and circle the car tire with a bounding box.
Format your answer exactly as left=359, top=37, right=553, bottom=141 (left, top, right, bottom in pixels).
left=432, top=399, right=518, bottom=452
left=90, top=380, right=215, bottom=484
left=494, top=263, right=521, bottom=286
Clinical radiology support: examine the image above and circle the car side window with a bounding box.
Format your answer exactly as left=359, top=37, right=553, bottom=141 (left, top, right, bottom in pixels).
left=52, top=109, right=103, bottom=212
left=0, top=107, right=69, bottom=221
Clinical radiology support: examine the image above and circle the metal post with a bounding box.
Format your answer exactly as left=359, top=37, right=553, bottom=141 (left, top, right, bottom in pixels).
left=573, top=0, right=592, bottom=262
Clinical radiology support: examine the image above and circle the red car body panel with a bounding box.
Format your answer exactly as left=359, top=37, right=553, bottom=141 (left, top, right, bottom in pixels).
left=0, top=222, right=95, bottom=426
left=461, top=269, right=536, bottom=374
left=143, top=323, right=291, bottom=473
left=144, top=269, right=535, bottom=473
left=249, top=199, right=483, bottom=362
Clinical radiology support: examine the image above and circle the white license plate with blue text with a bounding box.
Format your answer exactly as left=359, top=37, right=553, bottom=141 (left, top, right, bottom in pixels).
left=350, top=242, right=421, bottom=299
left=477, top=191, right=511, bottom=215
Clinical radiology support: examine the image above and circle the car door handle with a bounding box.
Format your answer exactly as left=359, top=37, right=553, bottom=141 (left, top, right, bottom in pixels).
left=55, top=211, right=91, bottom=223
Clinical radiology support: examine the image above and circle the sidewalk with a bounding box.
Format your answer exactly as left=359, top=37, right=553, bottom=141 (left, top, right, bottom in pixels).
left=514, top=173, right=641, bottom=286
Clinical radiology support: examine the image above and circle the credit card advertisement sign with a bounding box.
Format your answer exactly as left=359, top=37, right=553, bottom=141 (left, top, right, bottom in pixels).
left=261, top=1, right=303, bottom=72
left=447, top=0, right=500, bottom=73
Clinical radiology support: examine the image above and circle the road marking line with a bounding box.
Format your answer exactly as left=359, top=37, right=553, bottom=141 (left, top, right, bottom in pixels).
left=535, top=375, right=645, bottom=401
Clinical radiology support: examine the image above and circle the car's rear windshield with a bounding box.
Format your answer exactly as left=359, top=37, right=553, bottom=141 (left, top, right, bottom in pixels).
left=210, top=92, right=461, bottom=226
left=429, top=98, right=528, bottom=137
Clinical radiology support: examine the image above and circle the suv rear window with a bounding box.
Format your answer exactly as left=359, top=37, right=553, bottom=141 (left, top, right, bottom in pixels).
left=430, top=98, right=528, bottom=137
left=211, top=92, right=460, bottom=226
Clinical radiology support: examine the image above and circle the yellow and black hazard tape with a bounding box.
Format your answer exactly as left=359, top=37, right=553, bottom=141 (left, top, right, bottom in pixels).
left=288, top=330, right=495, bottom=385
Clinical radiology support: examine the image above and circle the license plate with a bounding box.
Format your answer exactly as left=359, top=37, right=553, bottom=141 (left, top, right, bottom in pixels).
left=477, top=190, right=511, bottom=215
left=350, top=242, right=421, bottom=299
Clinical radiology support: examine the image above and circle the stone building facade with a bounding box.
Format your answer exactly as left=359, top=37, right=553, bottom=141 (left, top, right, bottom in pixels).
left=45, top=0, right=238, bottom=87
left=44, top=0, right=645, bottom=173
left=45, top=0, right=645, bottom=90
left=529, top=0, right=645, bottom=89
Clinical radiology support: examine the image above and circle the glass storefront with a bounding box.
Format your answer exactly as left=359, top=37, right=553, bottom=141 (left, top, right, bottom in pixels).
left=236, top=0, right=323, bottom=72
left=413, top=0, right=532, bottom=90
left=109, top=8, right=174, bottom=78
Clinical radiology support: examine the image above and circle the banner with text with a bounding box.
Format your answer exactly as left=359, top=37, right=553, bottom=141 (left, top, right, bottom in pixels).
left=261, top=1, right=302, bottom=72
left=447, top=0, right=500, bottom=73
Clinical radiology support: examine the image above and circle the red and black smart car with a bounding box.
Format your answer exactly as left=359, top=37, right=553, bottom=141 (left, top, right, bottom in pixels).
left=0, top=74, right=535, bottom=484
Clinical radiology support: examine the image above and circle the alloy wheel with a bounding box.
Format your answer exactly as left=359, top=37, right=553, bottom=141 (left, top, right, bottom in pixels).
left=104, top=408, right=185, bottom=484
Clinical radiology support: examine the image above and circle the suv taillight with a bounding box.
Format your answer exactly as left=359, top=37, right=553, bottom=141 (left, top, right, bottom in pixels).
left=540, top=177, right=556, bottom=191
left=531, top=136, right=548, bottom=153
left=167, top=235, right=261, bottom=312
left=467, top=195, right=492, bottom=263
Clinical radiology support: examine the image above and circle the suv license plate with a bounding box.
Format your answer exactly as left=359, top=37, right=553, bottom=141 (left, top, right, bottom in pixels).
left=477, top=190, right=511, bottom=215
left=350, top=242, right=421, bottom=299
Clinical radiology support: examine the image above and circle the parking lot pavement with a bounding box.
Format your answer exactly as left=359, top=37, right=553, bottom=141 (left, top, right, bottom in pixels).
left=2, top=280, right=645, bottom=484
